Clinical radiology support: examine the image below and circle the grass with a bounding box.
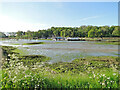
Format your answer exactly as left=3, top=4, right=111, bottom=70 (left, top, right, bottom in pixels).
left=12, top=41, right=66, bottom=46
left=1, top=46, right=119, bottom=88
left=94, top=41, right=120, bottom=45
left=85, top=38, right=102, bottom=41
left=54, top=42, right=66, bottom=44
left=18, top=55, right=50, bottom=67
left=0, top=38, right=9, bottom=41
left=38, top=39, right=52, bottom=40
left=12, top=48, right=27, bottom=56
left=12, top=43, right=20, bottom=45
left=22, top=42, right=46, bottom=45
left=12, top=42, right=47, bottom=45
left=0, top=69, right=2, bottom=80
left=0, top=69, right=2, bottom=89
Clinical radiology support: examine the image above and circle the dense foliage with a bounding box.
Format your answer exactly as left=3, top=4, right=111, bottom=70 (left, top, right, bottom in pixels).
left=15, top=26, right=119, bottom=39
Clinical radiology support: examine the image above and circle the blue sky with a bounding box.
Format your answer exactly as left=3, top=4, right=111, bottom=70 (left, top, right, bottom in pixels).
left=0, top=2, right=118, bottom=32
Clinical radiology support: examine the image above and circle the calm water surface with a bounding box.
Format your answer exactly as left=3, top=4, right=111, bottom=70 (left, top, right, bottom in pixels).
left=0, top=39, right=118, bottom=63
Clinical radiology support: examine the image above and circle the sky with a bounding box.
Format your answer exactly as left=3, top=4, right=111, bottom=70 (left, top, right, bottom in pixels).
left=0, top=2, right=118, bottom=32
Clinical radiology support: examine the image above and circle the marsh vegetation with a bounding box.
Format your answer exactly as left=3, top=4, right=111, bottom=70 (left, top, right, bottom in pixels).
left=0, top=45, right=119, bottom=89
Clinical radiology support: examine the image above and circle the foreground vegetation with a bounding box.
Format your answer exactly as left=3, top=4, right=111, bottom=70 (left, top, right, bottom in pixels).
left=1, top=46, right=119, bottom=89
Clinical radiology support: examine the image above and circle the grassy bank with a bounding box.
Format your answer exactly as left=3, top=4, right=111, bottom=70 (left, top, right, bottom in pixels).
left=94, top=41, right=120, bottom=45
left=1, top=46, right=119, bottom=89
left=12, top=41, right=65, bottom=45
left=22, top=42, right=46, bottom=45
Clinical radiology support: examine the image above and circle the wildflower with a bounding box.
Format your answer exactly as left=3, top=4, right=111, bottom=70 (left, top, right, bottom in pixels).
left=102, top=83, right=105, bottom=85
left=8, top=54, right=11, bottom=56
left=14, top=80, right=16, bottom=83
left=58, top=81, right=60, bottom=84
left=113, top=73, right=116, bottom=76
left=107, top=77, right=110, bottom=79
left=16, top=72, right=18, bottom=74
left=18, top=63, right=20, bottom=65
left=35, top=85, right=37, bottom=88
left=103, top=74, right=105, bottom=77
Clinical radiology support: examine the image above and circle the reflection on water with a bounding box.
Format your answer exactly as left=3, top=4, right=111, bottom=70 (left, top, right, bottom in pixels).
left=0, top=39, right=118, bottom=63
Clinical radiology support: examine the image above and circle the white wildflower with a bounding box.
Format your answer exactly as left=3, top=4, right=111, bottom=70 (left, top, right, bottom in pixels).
left=113, top=73, right=116, bottom=76
left=103, top=74, right=105, bottom=76
left=102, top=83, right=105, bottom=85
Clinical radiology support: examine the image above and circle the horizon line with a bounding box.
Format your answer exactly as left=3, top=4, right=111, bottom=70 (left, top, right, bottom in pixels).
left=1, top=25, right=119, bottom=33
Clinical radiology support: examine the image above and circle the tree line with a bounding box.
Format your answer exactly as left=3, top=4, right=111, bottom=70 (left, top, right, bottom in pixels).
left=2, top=25, right=120, bottom=39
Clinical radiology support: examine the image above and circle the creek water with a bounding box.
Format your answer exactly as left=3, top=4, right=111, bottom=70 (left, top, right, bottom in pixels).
left=0, top=39, right=118, bottom=63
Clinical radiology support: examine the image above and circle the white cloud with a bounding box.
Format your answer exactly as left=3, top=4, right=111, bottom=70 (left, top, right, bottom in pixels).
left=0, top=15, right=49, bottom=32
left=79, top=16, right=101, bottom=22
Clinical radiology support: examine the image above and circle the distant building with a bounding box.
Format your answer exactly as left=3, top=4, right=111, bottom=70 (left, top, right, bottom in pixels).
left=4, top=32, right=17, bottom=37
left=53, top=37, right=65, bottom=41
left=67, top=37, right=83, bottom=41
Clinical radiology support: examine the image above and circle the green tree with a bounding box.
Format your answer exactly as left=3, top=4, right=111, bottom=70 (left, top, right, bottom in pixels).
left=112, top=27, right=119, bottom=36
left=88, top=29, right=95, bottom=38
left=16, top=31, right=23, bottom=37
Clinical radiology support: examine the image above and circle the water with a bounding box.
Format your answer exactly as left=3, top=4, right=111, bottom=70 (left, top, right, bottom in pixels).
left=0, top=39, right=118, bottom=63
